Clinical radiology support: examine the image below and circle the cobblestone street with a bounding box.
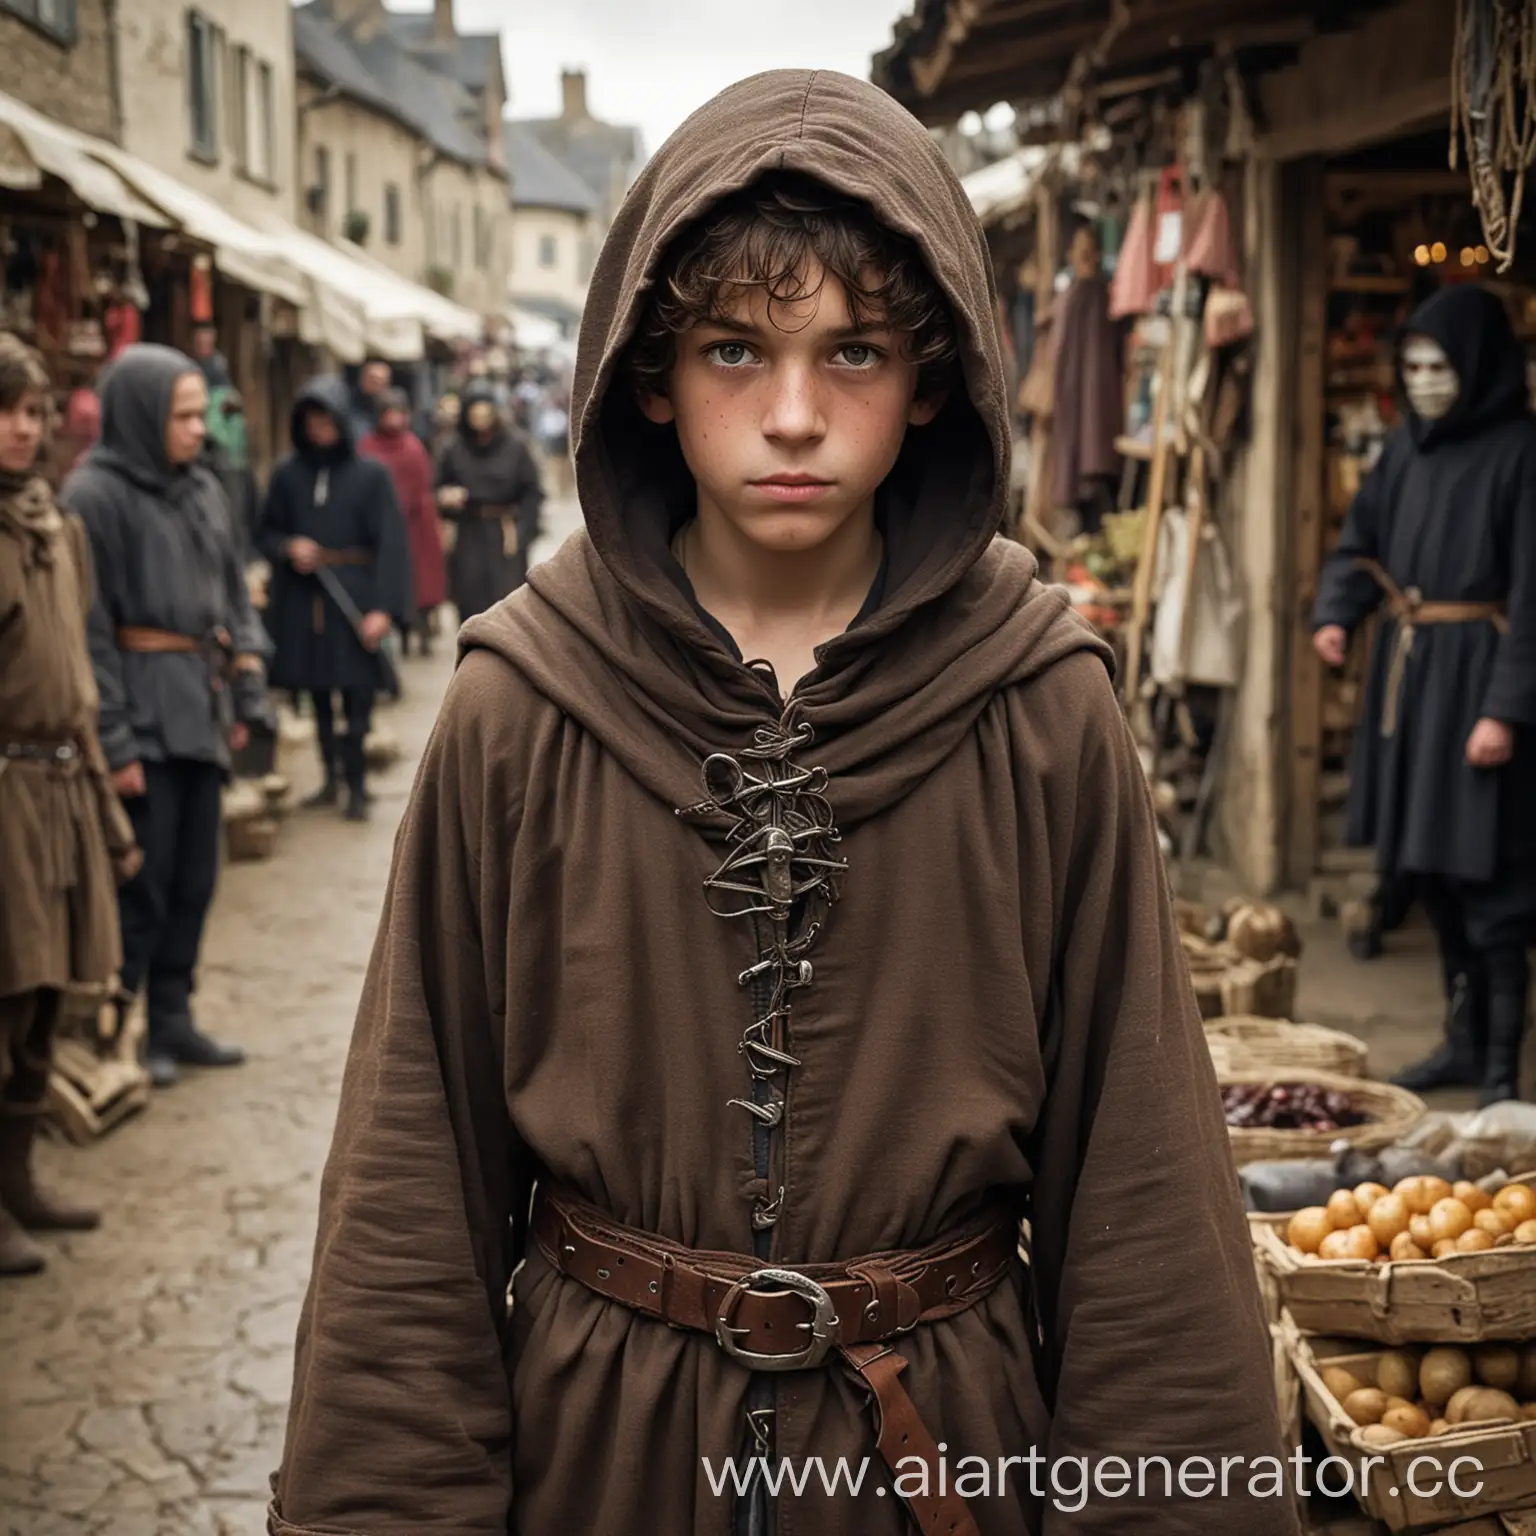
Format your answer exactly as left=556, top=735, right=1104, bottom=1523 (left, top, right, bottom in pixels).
left=0, top=497, right=583, bottom=1536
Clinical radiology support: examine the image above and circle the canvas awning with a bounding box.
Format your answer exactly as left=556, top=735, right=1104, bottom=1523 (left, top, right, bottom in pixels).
left=333, top=235, right=483, bottom=347
left=507, top=303, right=566, bottom=351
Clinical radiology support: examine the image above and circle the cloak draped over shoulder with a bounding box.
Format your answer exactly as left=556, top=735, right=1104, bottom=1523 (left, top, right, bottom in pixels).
left=274, top=69, right=1292, bottom=1536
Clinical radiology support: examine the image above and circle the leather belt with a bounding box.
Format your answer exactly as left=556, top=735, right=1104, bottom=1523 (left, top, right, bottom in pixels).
left=313, top=547, right=372, bottom=567
left=533, top=1187, right=1018, bottom=1536
left=466, top=501, right=515, bottom=520
left=1, top=737, right=77, bottom=764
left=116, top=625, right=211, bottom=655
left=1356, top=558, right=1508, bottom=737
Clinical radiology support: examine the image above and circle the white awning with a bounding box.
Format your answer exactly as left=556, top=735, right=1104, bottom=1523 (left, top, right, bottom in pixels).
left=507, top=304, right=565, bottom=351
left=88, top=148, right=310, bottom=309
left=0, top=92, right=167, bottom=227
left=962, top=147, right=1052, bottom=226
left=333, top=236, right=483, bottom=347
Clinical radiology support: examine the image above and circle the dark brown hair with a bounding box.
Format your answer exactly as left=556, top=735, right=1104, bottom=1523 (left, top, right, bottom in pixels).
left=626, top=172, right=959, bottom=401
left=0, top=333, right=49, bottom=412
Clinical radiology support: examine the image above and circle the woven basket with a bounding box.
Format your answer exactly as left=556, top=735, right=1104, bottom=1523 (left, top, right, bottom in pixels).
left=1206, top=1017, right=1369, bottom=1079
left=1220, top=1069, right=1425, bottom=1166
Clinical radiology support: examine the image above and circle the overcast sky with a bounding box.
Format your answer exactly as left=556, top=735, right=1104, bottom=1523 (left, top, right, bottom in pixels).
left=393, top=0, right=915, bottom=157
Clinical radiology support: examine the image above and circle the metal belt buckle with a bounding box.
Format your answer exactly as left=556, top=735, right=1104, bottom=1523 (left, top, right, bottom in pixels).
left=715, top=1267, right=839, bottom=1371
left=53, top=743, right=75, bottom=762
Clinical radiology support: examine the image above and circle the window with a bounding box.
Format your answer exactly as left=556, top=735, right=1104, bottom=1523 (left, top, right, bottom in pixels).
left=538, top=233, right=557, bottom=269
left=384, top=183, right=402, bottom=247
left=312, top=145, right=331, bottom=230
left=0, top=0, right=77, bottom=45
left=345, top=152, right=358, bottom=216
left=187, top=11, right=220, bottom=162
left=228, top=49, right=272, bottom=183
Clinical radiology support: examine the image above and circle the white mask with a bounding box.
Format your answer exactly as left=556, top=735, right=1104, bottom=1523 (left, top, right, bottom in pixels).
left=1401, top=335, right=1459, bottom=421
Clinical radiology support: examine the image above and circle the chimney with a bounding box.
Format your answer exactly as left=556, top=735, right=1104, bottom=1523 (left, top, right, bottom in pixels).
left=434, top=0, right=455, bottom=45
left=561, top=69, right=588, bottom=122
left=330, top=0, right=384, bottom=35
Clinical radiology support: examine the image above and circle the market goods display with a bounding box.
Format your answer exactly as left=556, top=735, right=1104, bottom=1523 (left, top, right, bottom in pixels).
left=1224, top=1081, right=1364, bottom=1132
left=1286, top=1180, right=1536, bottom=1264
left=1323, top=1343, right=1536, bottom=1441
left=1204, top=1015, right=1368, bottom=1079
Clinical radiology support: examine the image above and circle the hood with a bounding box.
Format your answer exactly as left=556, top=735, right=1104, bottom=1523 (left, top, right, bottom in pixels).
left=91, top=344, right=200, bottom=491
left=457, top=380, right=504, bottom=443
left=1400, top=285, right=1528, bottom=447
left=291, top=375, right=356, bottom=457
left=461, top=69, right=1104, bottom=827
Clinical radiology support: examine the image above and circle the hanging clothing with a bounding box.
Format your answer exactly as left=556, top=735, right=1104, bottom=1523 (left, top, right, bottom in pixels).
left=272, top=68, right=1293, bottom=1536
left=360, top=423, right=447, bottom=615
left=1049, top=275, right=1123, bottom=509
left=1108, top=191, right=1156, bottom=319
left=258, top=376, right=412, bottom=695
left=1313, top=284, right=1536, bottom=884
left=435, top=382, right=544, bottom=621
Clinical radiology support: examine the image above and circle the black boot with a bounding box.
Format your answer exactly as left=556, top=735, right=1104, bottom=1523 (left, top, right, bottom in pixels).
left=1480, top=992, right=1529, bottom=1107
left=341, top=735, right=369, bottom=822
left=301, top=774, right=340, bottom=810
left=0, top=1205, right=45, bottom=1276
left=1392, top=969, right=1487, bottom=1092
left=149, top=1013, right=245, bottom=1069
left=0, top=1114, right=99, bottom=1232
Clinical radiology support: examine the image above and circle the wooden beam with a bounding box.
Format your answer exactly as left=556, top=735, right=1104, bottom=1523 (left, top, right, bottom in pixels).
left=1285, top=157, right=1327, bottom=887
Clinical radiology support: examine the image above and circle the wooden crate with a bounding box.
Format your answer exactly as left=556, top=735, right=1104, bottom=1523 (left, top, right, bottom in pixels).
left=1255, top=1217, right=1536, bottom=1345
left=1285, top=1320, right=1536, bottom=1531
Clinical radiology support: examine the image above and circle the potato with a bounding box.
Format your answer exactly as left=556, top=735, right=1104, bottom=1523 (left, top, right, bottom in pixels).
left=1420, top=1348, right=1473, bottom=1407
left=1473, top=1346, right=1521, bottom=1392
left=1445, top=1386, right=1483, bottom=1425
left=1319, top=1229, right=1355, bottom=1261
left=1410, top=1214, right=1435, bottom=1248
left=1396, top=1177, right=1434, bottom=1215
left=1389, top=1232, right=1429, bottom=1262
left=1519, top=1347, right=1536, bottom=1400
left=1377, top=1352, right=1418, bottom=1401
left=1382, top=1404, right=1432, bottom=1439
left=1323, top=1365, right=1364, bottom=1401
left=1359, top=1424, right=1407, bottom=1447
left=1514, top=1219, right=1536, bottom=1245
left=1327, top=1189, right=1363, bottom=1229
left=1454, top=1181, right=1494, bottom=1213
left=1433, top=1238, right=1459, bottom=1258
left=1474, top=1208, right=1514, bottom=1238
left=1457, top=1388, right=1520, bottom=1425
left=1497, top=1232, right=1517, bottom=1247
left=1522, top=1403, right=1536, bottom=1421
left=1343, top=1387, right=1390, bottom=1425
left=1429, top=1418, right=1450, bottom=1436
left=1341, top=1224, right=1379, bottom=1261
left=1288, top=1206, right=1334, bottom=1255
left=1354, top=1181, right=1391, bottom=1212
left=1429, top=1198, right=1473, bottom=1244
left=1494, top=1184, right=1536, bottom=1223
left=1457, top=1228, right=1496, bottom=1253
left=1368, top=1194, right=1410, bottom=1247
left=1422, top=1177, right=1453, bottom=1207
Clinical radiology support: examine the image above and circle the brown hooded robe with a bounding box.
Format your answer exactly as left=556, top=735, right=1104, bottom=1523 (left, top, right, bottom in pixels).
left=273, top=71, right=1294, bottom=1536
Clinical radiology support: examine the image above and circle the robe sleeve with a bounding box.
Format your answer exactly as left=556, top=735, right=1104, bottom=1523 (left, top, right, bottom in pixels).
left=256, top=463, right=296, bottom=568
left=272, top=650, right=533, bottom=1534
left=1021, top=655, right=1295, bottom=1532
left=1482, top=437, right=1536, bottom=725
left=1311, top=441, right=1394, bottom=633
left=63, top=472, right=137, bottom=773
left=364, top=462, right=412, bottom=624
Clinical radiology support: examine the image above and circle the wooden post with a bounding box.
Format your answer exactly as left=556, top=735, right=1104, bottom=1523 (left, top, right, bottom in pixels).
left=1175, top=441, right=1208, bottom=681
left=1285, top=157, right=1328, bottom=886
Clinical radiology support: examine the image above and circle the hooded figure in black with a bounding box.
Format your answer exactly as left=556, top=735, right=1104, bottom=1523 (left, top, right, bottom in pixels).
left=259, top=375, right=411, bottom=821
left=434, top=379, right=543, bottom=621
left=63, top=344, right=271, bottom=1086
left=1313, top=285, right=1536, bottom=1104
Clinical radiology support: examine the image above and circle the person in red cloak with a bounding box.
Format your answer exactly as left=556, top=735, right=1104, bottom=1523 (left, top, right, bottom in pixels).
left=360, top=388, right=446, bottom=655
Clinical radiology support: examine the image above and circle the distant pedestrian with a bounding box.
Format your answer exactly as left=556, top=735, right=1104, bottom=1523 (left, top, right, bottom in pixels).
left=201, top=386, right=259, bottom=563
left=361, top=388, right=445, bottom=656
left=0, top=335, right=139, bottom=1276
left=347, top=358, right=392, bottom=446
left=435, top=381, right=543, bottom=621
left=259, top=376, right=411, bottom=821
left=189, top=323, right=231, bottom=390
left=63, top=345, right=269, bottom=1089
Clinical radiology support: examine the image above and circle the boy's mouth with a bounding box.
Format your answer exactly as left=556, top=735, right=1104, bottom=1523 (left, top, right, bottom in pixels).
left=749, top=474, right=835, bottom=503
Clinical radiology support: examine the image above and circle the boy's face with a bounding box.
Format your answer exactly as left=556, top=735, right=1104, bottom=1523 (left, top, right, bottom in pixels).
left=640, top=262, right=942, bottom=557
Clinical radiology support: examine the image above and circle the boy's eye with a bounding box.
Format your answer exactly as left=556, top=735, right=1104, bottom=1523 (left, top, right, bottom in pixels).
left=705, top=342, right=755, bottom=368
left=835, top=344, right=881, bottom=369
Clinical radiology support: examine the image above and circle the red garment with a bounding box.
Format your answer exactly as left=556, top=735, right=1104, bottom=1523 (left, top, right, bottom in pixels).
left=361, top=427, right=447, bottom=610
left=66, top=388, right=101, bottom=473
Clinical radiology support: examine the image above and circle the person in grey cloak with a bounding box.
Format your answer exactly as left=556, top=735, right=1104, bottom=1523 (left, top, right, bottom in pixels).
left=63, top=345, right=272, bottom=1088
left=435, top=379, right=544, bottom=621
left=258, top=376, right=410, bottom=822
left=1313, top=285, right=1536, bottom=1105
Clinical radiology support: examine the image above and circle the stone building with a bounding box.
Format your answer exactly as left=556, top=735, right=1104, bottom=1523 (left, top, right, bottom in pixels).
left=0, top=0, right=119, bottom=141
left=503, top=121, right=598, bottom=341
left=292, top=0, right=510, bottom=321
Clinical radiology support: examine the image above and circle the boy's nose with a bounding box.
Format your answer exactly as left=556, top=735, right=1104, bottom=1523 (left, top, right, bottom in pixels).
left=761, top=363, right=826, bottom=444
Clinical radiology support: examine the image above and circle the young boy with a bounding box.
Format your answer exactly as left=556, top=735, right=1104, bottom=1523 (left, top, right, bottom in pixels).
left=274, top=73, right=1294, bottom=1536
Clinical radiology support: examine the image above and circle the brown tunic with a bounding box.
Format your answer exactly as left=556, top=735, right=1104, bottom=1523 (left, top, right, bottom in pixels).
left=0, top=476, right=136, bottom=996
left=273, top=70, right=1295, bottom=1536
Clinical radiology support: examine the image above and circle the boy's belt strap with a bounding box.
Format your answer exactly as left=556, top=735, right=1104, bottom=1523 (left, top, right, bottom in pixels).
left=532, top=1187, right=1017, bottom=1536
left=1354, top=558, right=1509, bottom=737
left=116, top=625, right=228, bottom=655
